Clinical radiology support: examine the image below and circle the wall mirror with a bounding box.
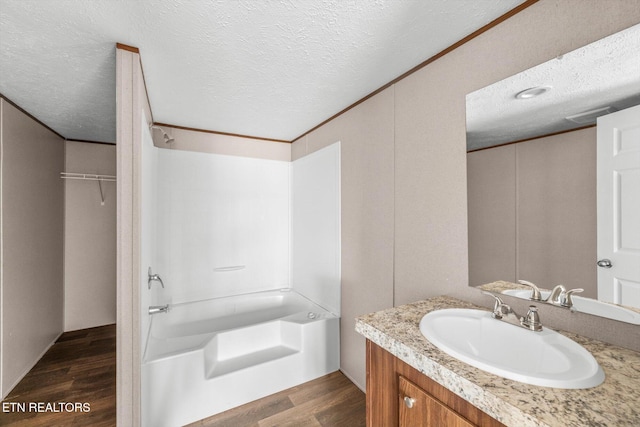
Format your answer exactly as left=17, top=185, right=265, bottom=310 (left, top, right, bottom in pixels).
left=466, top=23, right=640, bottom=324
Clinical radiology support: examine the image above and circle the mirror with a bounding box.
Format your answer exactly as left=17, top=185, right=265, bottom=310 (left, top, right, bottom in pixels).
left=466, top=24, right=640, bottom=324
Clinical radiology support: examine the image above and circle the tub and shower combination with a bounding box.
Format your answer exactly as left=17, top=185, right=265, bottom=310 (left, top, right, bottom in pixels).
left=142, top=289, right=339, bottom=426
left=140, top=133, right=342, bottom=426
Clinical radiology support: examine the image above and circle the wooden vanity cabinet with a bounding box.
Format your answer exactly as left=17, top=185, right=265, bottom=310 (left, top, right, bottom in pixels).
left=366, top=340, right=505, bottom=427
left=399, top=376, right=475, bottom=427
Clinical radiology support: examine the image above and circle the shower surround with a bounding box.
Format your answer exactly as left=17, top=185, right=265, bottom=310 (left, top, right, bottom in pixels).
left=140, top=129, right=341, bottom=426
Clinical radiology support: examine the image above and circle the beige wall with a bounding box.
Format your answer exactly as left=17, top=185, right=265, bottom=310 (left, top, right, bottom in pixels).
left=467, top=144, right=516, bottom=287
left=293, top=0, right=640, bottom=389
left=518, top=128, right=597, bottom=297
left=64, top=141, right=117, bottom=331
left=0, top=98, right=65, bottom=398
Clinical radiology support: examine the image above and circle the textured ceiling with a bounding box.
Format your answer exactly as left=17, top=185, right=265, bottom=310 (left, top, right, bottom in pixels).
left=466, top=23, right=640, bottom=151
left=0, top=0, right=525, bottom=143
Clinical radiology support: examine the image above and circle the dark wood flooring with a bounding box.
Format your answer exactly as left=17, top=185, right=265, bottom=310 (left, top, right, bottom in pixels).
left=0, top=324, right=116, bottom=427
left=1, top=324, right=365, bottom=427
left=188, top=370, right=366, bottom=427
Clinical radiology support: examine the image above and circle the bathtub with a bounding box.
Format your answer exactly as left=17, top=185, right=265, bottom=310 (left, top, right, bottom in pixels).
left=141, top=289, right=340, bottom=427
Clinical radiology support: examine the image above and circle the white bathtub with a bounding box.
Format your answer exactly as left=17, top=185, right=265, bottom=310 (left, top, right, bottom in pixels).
left=141, top=289, right=340, bottom=427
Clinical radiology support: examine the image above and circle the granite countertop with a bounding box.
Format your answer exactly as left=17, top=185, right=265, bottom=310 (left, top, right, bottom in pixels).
left=355, top=296, right=640, bottom=427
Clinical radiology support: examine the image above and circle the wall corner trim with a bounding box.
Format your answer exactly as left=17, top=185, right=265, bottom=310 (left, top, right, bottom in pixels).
left=116, top=43, right=140, bottom=54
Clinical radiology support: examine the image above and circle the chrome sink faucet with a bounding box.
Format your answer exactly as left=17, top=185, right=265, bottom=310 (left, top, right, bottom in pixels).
left=482, top=292, right=542, bottom=332
left=518, top=280, right=583, bottom=309
left=547, top=284, right=584, bottom=309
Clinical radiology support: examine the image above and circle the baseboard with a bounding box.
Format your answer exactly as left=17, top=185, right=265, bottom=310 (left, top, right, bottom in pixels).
left=339, top=368, right=365, bottom=392
left=1, top=331, right=63, bottom=400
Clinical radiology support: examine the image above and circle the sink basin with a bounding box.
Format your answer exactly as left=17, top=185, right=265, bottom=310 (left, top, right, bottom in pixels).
left=419, top=308, right=604, bottom=389
left=502, top=289, right=640, bottom=325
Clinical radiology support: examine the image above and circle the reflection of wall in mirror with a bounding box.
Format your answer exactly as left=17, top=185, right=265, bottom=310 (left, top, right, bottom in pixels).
left=468, top=126, right=596, bottom=298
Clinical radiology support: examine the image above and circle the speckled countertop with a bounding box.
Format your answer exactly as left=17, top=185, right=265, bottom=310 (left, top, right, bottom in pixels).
left=355, top=296, right=640, bottom=427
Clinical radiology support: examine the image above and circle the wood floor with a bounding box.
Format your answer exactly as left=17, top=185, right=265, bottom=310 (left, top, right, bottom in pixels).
left=0, top=324, right=365, bottom=427
left=188, top=370, right=365, bottom=427
left=0, top=324, right=117, bottom=427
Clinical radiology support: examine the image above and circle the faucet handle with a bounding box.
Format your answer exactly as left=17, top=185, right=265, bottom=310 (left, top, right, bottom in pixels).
left=482, top=291, right=508, bottom=318
left=517, top=279, right=543, bottom=301
left=521, top=305, right=543, bottom=331
left=481, top=291, right=503, bottom=306
left=562, top=288, right=584, bottom=308
left=148, top=267, right=165, bottom=289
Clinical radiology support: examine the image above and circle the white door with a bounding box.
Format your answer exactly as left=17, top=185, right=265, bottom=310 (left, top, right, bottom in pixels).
left=597, top=104, right=640, bottom=308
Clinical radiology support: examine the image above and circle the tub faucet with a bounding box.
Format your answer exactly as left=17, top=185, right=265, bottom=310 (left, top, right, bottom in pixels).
left=149, top=305, right=169, bottom=315
left=148, top=267, right=165, bottom=289
left=482, top=292, right=542, bottom=332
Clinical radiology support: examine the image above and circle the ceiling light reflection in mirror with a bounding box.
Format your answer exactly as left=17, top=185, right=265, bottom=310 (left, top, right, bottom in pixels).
left=466, top=24, right=640, bottom=152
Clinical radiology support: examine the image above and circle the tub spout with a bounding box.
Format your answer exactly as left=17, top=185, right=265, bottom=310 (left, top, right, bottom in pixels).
left=149, top=304, right=169, bottom=315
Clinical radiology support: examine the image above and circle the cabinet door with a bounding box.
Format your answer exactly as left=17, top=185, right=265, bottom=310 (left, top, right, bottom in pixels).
left=399, top=376, right=474, bottom=427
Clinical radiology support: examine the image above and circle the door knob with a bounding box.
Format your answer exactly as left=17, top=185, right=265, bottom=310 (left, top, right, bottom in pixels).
left=403, top=396, right=416, bottom=409
left=597, top=259, right=613, bottom=268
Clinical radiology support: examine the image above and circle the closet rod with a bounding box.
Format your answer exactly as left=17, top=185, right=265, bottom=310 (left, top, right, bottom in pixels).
left=60, top=172, right=116, bottom=205
left=60, top=172, right=116, bottom=182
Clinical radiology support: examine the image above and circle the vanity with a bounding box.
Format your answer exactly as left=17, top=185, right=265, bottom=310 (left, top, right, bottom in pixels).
left=357, top=22, right=640, bottom=427
left=356, top=296, right=640, bottom=427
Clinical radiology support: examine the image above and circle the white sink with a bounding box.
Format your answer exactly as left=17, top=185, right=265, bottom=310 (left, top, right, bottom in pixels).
left=502, top=289, right=640, bottom=325
left=419, top=308, right=605, bottom=389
